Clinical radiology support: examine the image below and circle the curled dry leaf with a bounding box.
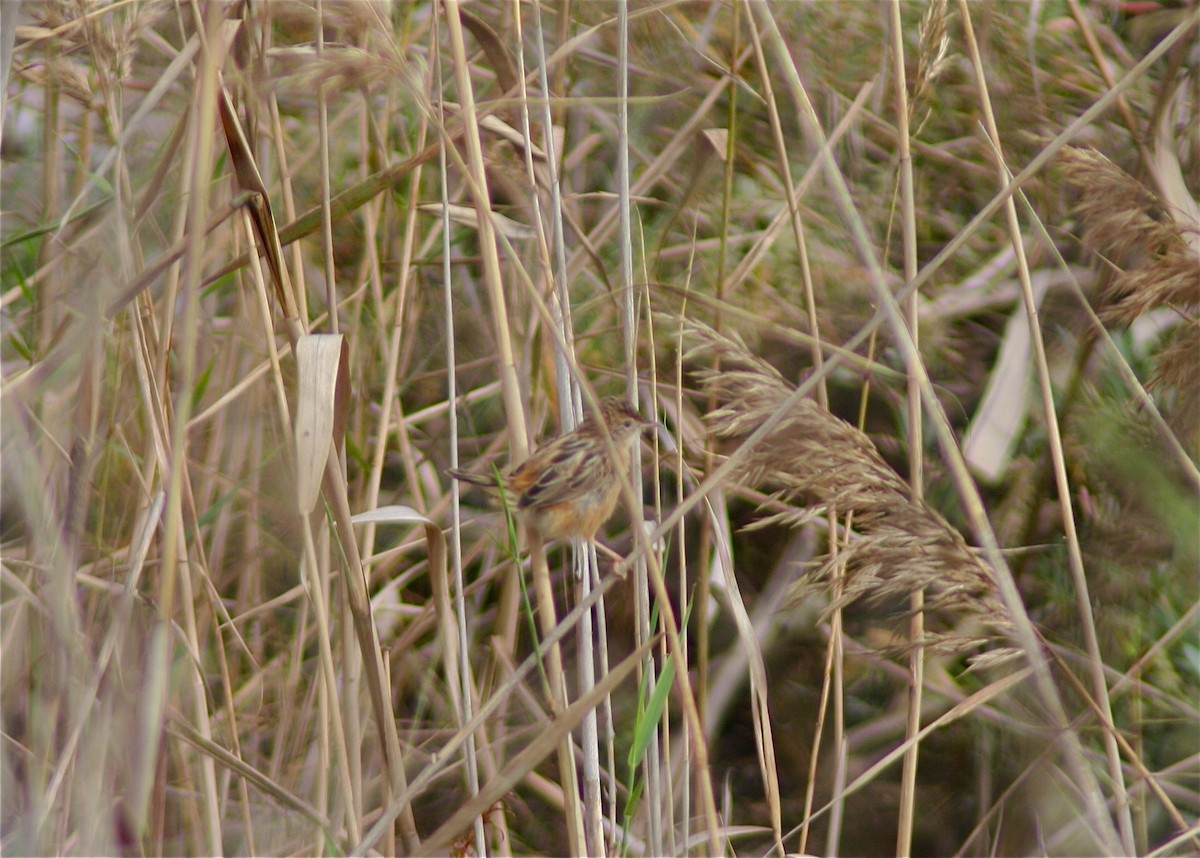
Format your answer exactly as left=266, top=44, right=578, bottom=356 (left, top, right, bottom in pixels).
left=294, top=335, right=350, bottom=514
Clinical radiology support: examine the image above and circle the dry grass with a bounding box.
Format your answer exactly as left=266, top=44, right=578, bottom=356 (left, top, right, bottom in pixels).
left=3, top=1, right=1198, bottom=856
left=688, top=321, right=1015, bottom=660
left=1059, top=144, right=1200, bottom=450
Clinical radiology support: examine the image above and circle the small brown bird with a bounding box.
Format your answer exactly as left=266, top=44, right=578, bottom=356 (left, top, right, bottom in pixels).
left=449, top=397, right=652, bottom=542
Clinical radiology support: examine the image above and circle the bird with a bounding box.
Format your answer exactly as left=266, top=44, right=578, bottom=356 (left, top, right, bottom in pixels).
left=449, top=397, right=653, bottom=542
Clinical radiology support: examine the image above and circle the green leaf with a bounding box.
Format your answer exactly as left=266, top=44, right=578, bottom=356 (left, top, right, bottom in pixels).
left=628, top=658, right=675, bottom=769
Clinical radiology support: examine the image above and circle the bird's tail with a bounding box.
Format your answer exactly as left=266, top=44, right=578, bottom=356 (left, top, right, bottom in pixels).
left=446, top=466, right=499, bottom=488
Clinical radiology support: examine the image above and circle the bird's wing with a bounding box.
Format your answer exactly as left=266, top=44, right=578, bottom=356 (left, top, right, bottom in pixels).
left=513, top=436, right=608, bottom=510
